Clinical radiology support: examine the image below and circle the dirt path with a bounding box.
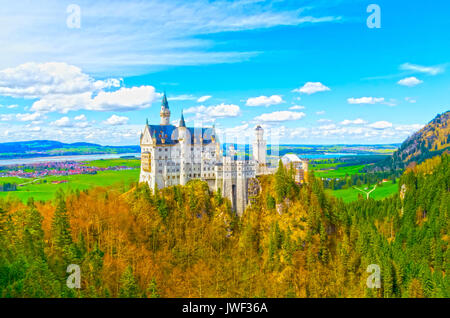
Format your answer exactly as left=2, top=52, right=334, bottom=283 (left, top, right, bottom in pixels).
left=353, top=184, right=377, bottom=199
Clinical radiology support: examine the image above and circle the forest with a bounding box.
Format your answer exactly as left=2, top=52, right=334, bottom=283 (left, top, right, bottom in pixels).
left=0, top=154, right=448, bottom=298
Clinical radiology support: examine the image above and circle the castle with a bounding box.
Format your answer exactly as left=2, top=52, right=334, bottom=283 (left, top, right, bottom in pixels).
left=139, top=93, right=268, bottom=215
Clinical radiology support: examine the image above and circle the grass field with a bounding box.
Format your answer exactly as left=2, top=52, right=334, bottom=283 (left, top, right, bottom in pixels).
left=82, top=158, right=141, bottom=168
left=312, top=164, right=367, bottom=178
left=0, top=158, right=140, bottom=202
left=325, top=181, right=399, bottom=203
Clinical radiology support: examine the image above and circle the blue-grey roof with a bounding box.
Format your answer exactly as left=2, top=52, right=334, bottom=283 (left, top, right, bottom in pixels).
left=147, top=124, right=216, bottom=145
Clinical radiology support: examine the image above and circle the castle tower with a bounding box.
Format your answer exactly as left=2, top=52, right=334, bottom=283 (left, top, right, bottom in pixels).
left=178, top=111, right=188, bottom=185
left=160, top=92, right=171, bottom=125
left=253, top=125, right=267, bottom=165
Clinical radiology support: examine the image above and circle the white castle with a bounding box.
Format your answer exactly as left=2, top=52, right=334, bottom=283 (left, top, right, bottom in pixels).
left=139, top=93, right=268, bottom=215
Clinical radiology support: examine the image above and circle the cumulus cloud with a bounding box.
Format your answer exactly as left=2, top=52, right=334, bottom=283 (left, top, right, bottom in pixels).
left=184, top=103, right=241, bottom=122
left=103, top=115, right=129, bottom=126
left=16, top=112, right=42, bottom=122
left=51, top=116, right=72, bottom=127
left=292, top=82, right=330, bottom=94
left=246, top=95, right=283, bottom=107
left=400, top=63, right=444, bottom=75
left=1, top=114, right=14, bottom=121
left=0, top=62, right=159, bottom=113
left=90, top=86, right=157, bottom=111
left=368, top=121, right=393, bottom=129
left=254, top=111, right=305, bottom=122
left=319, top=124, right=336, bottom=130
left=340, top=118, right=368, bottom=125
left=74, top=114, right=87, bottom=121
left=397, top=77, right=423, bottom=87
left=30, top=85, right=158, bottom=113
left=0, top=62, right=119, bottom=99
left=197, top=95, right=212, bottom=103
left=289, top=105, right=305, bottom=110
left=347, top=97, right=385, bottom=104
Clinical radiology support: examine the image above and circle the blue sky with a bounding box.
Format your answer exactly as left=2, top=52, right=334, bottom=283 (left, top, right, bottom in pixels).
left=0, top=0, right=448, bottom=145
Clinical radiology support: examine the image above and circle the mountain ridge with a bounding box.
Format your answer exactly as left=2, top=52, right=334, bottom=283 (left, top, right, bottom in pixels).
left=374, top=110, right=450, bottom=171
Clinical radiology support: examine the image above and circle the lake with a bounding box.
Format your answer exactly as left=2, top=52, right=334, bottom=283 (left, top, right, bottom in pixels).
left=0, top=153, right=141, bottom=166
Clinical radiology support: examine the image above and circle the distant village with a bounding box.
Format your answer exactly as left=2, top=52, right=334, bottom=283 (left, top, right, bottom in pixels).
left=0, top=161, right=134, bottom=191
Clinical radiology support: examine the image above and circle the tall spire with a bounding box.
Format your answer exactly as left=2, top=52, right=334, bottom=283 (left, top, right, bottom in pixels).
left=160, top=91, right=171, bottom=125
left=179, top=110, right=186, bottom=127
left=162, top=91, right=169, bottom=109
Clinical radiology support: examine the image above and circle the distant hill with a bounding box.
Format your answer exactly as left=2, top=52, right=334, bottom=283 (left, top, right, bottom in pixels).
left=0, top=140, right=140, bottom=159
left=373, top=111, right=450, bottom=171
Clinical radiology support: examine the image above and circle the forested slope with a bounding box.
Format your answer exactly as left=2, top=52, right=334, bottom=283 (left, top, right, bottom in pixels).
left=0, top=154, right=448, bottom=297
left=375, top=111, right=450, bottom=171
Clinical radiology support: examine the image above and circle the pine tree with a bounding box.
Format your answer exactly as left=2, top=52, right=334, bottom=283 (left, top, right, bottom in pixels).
left=51, top=190, right=75, bottom=263
left=147, top=278, right=160, bottom=298
left=119, top=266, right=139, bottom=298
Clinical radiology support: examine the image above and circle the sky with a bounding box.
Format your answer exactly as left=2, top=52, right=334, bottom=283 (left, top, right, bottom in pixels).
left=0, top=0, right=449, bottom=146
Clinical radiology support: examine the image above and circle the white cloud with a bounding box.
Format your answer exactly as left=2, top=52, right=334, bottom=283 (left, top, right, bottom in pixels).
left=319, top=124, right=336, bottom=130
left=7, top=104, right=18, bottom=109
left=246, top=95, right=283, bottom=107
left=368, top=121, right=392, bottom=129
left=103, top=115, right=129, bottom=126
left=0, top=62, right=119, bottom=99
left=184, top=103, right=241, bottom=122
left=0, top=114, right=14, bottom=121
left=254, top=111, right=305, bottom=122
left=51, top=116, right=72, bottom=127
left=347, top=97, right=385, bottom=104
left=340, top=118, right=368, bottom=125
left=16, top=112, right=42, bottom=122
left=0, top=62, right=159, bottom=113
left=74, top=114, right=87, bottom=121
left=90, top=86, right=157, bottom=111
left=168, top=94, right=196, bottom=101
left=197, top=95, right=212, bottom=103
left=289, top=105, right=305, bottom=110
left=400, top=63, right=444, bottom=75
left=292, top=82, right=330, bottom=94
left=397, top=77, right=423, bottom=87
left=317, top=118, right=332, bottom=123
left=31, top=85, right=159, bottom=113
left=405, top=97, right=417, bottom=103
left=316, top=110, right=325, bottom=115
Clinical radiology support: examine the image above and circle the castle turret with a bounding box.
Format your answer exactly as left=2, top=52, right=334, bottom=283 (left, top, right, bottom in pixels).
left=253, top=125, right=267, bottom=165
left=160, top=92, right=171, bottom=125
left=178, top=111, right=188, bottom=185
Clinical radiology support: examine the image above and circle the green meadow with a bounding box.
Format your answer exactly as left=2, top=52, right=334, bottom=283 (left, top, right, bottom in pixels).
left=325, top=181, right=399, bottom=203
left=312, top=164, right=367, bottom=178
left=82, top=158, right=141, bottom=168
left=0, top=158, right=140, bottom=202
